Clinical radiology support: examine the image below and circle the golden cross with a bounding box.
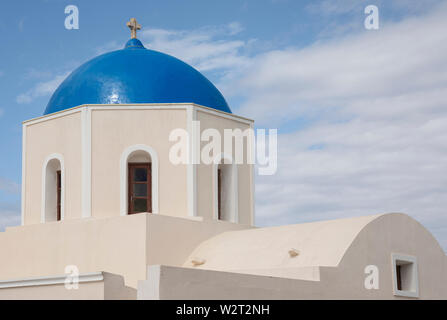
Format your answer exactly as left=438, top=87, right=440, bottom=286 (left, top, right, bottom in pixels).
left=126, top=18, right=141, bottom=39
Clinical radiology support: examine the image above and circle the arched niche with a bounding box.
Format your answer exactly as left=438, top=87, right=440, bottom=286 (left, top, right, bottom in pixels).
left=41, top=154, right=64, bottom=223
left=120, top=145, right=159, bottom=215
left=213, top=153, right=238, bottom=223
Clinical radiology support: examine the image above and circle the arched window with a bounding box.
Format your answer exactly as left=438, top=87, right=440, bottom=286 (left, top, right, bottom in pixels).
left=120, top=145, right=159, bottom=216
left=214, top=154, right=238, bottom=222
left=41, top=154, right=64, bottom=222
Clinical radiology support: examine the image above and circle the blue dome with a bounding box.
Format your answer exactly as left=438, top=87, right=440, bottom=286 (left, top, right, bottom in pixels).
left=44, top=39, right=231, bottom=115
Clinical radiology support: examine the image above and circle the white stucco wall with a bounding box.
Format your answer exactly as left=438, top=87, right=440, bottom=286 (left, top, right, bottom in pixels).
left=90, top=107, right=188, bottom=218
left=23, top=110, right=83, bottom=225
left=180, top=213, right=447, bottom=299
left=22, top=104, right=254, bottom=225
left=196, top=109, right=254, bottom=225
left=0, top=213, right=250, bottom=289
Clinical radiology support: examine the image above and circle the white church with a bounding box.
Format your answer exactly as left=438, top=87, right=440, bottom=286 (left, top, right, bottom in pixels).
left=0, top=19, right=446, bottom=300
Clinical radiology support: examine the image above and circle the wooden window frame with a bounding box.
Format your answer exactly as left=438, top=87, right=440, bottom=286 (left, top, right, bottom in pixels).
left=217, top=167, right=222, bottom=220
left=56, top=170, right=61, bottom=221
left=128, top=163, right=152, bottom=215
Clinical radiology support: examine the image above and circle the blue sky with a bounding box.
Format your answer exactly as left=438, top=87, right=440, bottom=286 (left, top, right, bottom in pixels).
left=1, top=0, right=447, bottom=250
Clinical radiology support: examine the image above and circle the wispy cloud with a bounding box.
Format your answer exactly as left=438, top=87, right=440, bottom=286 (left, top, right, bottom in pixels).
left=129, top=4, right=447, bottom=249
left=230, top=2, right=447, bottom=249
left=231, top=8, right=447, bottom=125
left=306, top=0, right=362, bottom=16
left=94, top=40, right=121, bottom=55
left=18, top=17, right=25, bottom=32
left=16, top=72, right=69, bottom=104
left=0, top=179, right=20, bottom=231
left=0, top=204, right=20, bottom=232
left=0, top=178, right=20, bottom=194
left=307, top=0, right=445, bottom=16
left=23, top=68, right=53, bottom=80
left=139, top=22, right=253, bottom=72
left=306, top=0, right=446, bottom=39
